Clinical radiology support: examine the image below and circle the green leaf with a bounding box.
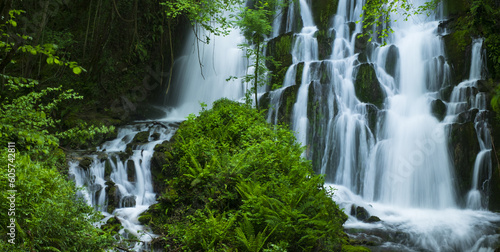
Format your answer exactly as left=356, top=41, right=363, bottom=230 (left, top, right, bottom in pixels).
left=72, top=67, right=82, bottom=75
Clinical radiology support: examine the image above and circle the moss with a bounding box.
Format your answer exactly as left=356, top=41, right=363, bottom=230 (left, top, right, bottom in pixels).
left=342, top=245, right=371, bottom=252
left=267, top=32, right=294, bottom=89
left=317, top=29, right=335, bottom=60
left=278, top=84, right=300, bottom=125
left=443, top=33, right=472, bottom=85
left=311, top=0, right=339, bottom=31
left=354, top=63, right=385, bottom=108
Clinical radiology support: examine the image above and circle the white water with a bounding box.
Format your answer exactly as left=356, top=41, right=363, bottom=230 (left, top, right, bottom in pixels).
left=70, top=123, right=177, bottom=250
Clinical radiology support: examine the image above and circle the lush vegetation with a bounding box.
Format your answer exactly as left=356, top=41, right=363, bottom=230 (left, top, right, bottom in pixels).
left=141, top=99, right=351, bottom=251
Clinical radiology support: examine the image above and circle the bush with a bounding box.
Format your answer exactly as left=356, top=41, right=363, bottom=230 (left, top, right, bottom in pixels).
left=0, top=154, right=113, bottom=251
left=146, top=98, right=348, bottom=251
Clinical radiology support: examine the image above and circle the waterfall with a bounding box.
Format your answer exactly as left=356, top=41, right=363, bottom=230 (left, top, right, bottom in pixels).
left=263, top=0, right=500, bottom=251
left=165, top=22, right=248, bottom=119
left=70, top=122, right=178, bottom=250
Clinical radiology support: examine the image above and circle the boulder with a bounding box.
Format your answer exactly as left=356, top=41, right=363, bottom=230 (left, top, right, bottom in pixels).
left=121, top=195, right=136, bottom=208
left=126, top=160, right=136, bottom=182
left=354, top=63, right=385, bottom=108
left=431, top=99, right=447, bottom=122
left=385, top=45, right=400, bottom=79
left=350, top=205, right=370, bottom=221
left=78, top=157, right=94, bottom=171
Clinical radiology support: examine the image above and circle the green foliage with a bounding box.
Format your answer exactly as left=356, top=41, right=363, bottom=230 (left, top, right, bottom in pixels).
left=234, top=0, right=278, bottom=110
left=148, top=99, right=348, bottom=251
left=0, top=154, right=113, bottom=251
left=161, top=0, right=242, bottom=40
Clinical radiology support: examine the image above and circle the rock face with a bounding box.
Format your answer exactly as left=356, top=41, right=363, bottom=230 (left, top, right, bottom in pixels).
left=431, top=99, right=447, bottom=122
left=151, top=140, right=176, bottom=193
left=385, top=45, right=400, bottom=80
left=354, top=63, right=385, bottom=109
left=448, top=122, right=480, bottom=205
left=267, top=32, right=294, bottom=88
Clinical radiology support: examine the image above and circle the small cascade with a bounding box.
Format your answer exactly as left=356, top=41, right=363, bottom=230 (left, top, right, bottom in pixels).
left=70, top=122, right=178, bottom=250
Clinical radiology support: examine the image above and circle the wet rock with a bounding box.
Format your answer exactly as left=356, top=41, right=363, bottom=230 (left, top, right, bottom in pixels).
left=78, top=157, right=94, bottom=171
left=151, top=132, right=161, bottom=141
left=151, top=140, right=176, bottom=193
left=431, top=99, right=447, bottom=122
left=317, top=29, right=334, bottom=60
left=366, top=216, right=381, bottom=223
left=104, top=159, right=113, bottom=180
left=97, top=152, right=108, bottom=162
left=267, top=32, right=294, bottom=87
left=440, top=85, right=454, bottom=102
left=354, top=63, right=385, bottom=108
left=129, top=131, right=150, bottom=148
left=277, top=84, right=300, bottom=125
left=121, top=195, right=136, bottom=208
left=443, top=33, right=472, bottom=86
left=259, top=92, right=271, bottom=112
left=101, top=216, right=122, bottom=234
left=105, top=181, right=121, bottom=213
left=385, top=45, right=400, bottom=79
left=448, top=122, right=480, bottom=205
left=456, top=109, right=479, bottom=124
left=126, top=160, right=136, bottom=182
left=311, top=0, right=338, bottom=31
left=351, top=205, right=370, bottom=221
left=89, top=183, right=103, bottom=192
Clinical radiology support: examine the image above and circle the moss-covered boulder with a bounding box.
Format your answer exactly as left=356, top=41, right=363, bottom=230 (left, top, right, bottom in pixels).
left=448, top=122, right=480, bottom=205
left=311, top=0, right=338, bottom=31
left=350, top=205, right=370, bottom=221
left=126, top=159, right=136, bottom=182
left=78, top=157, right=94, bottom=171
left=267, top=32, right=294, bottom=88
left=277, top=83, right=301, bottom=125
left=151, top=140, right=176, bottom=193
left=354, top=63, right=385, bottom=108
left=385, top=45, right=400, bottom=79
left=366, top=216, right=381, bottom=223
left=443, top=33, right=472, bottom=85
left=105, top=181, right=121, bottom=213
left=431, top=99, right=447, bottom=121
left=128, top=131, right=150, bottom=148
left=101, top=216, right=123, bottom=235
left=104, top=159, right=113, bottom=180
left=317, top=29, right=335, bottom=60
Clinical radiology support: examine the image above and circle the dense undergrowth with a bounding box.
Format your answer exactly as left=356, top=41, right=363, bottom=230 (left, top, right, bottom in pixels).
left=140, top=99, right=353, bottom=251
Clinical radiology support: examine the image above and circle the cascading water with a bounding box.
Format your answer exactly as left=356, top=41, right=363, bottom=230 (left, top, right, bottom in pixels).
left=69, top=122, right=178, bottom=251
left=264, top=0, right=500, bottom=251
left=165, top=21, right=248, bottom=119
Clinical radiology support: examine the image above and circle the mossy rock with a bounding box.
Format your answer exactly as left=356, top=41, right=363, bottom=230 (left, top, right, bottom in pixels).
left=431, top=99, right=447, bottom=122
left=448, top=122, right=480, bottom=205
left=350, top=205, right=370, bottom=221
left=104, top=159, right=113, bottom=180
left=317, top=29, right=335, bottom=60
left=78, top=157, right=94, bottom=171
left=126, top=160, right=136, bottom=182
left=101, top=216, right=122, bottom=234
left=259, top=92, right=271, bottom=112
left=151, top=140, right=176, bottom=193
left=311, top=0, right=338, bottom=31
left=443, top=33, right=472, bottom=86
left=267, top=32, right=294, bottom=88
left=342, top=245, right=371, bottom=252
left=442, top=0, right=469, bottom=17
left=129, top=131, right=150, bottom=147
left=366, top=216, right=381, bottom=223
left=277, top=84, right=301, bottom=125
left=105, top=181, right=121, bottom=213
left=354, top=63, right=385, bottom=108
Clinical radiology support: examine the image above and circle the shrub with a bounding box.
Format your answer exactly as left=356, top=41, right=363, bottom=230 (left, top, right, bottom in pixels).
left=146, top=98, right=348, bottom=251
